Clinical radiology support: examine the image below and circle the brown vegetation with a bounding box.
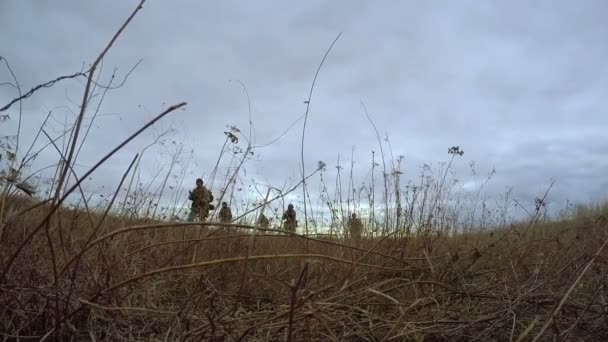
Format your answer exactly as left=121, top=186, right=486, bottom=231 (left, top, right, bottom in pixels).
left=1, top=196, right=608, bottom=341
left=2, top=1, right=608, bottom=340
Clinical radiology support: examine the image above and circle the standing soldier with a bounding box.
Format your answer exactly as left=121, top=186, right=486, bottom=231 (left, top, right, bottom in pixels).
left=219, top=201, right=232, bottom=223
left=282, top=204, right=297, bottom=233
left=257, top=213, right=270, bottom=229
left=347, top=213, right=363, bottom=239
left=188, top=178, right=211, bottom=222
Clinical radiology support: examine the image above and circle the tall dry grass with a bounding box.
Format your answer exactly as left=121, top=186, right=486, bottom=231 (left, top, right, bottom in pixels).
left=2, top=196, right=608, bottom=341
left=1, top=2, right=608, bottom=341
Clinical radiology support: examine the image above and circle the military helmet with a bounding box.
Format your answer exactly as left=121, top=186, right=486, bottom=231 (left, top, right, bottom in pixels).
left=196, top=178, right=203, bottom=185
left=222, top=201, right=228, bottom=207
left=288, top=204, right=293, bottom=209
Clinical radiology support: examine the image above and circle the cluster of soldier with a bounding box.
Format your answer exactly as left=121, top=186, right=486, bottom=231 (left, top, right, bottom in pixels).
left=187, top=178, right=363, bottom=237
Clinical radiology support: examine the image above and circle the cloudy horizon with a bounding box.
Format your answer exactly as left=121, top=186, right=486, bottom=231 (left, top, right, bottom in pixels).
left=2, top=0, right=607, bottom=224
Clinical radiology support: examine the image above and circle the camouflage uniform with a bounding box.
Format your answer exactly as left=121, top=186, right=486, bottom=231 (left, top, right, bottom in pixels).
left=282, top=204, right=297, bottom=233
left=257, top=213, right=270, bottom=229
left=347, top=213, right=363, bottom=239
left=188, top=178, right=211, bottom=222
left=219, top=202, right=232, bottom=223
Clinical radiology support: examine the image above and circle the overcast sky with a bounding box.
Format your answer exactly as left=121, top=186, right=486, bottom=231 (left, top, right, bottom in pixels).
left=1, top=0, right=607, bottom=220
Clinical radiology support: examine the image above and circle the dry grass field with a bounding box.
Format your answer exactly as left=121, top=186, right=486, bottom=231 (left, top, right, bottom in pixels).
left=1, top=196, right=608, bottom=341
left=2, top=1, right=608, bottom=340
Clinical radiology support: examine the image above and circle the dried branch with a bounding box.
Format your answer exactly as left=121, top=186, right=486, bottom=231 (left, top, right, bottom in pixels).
left=0, top=101, right=186, bottom=283
left=0, top=69, right=87, bottom=113
left=300, top=32, right=342, bottom=245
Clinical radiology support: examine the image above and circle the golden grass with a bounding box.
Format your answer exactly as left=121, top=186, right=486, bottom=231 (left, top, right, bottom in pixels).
left=4, top=1, right=608, bottom=339
left=1, top=197, right=608, bottom=341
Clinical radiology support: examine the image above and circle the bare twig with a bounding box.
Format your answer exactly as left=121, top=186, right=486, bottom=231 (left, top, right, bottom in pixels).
left=0, top=68, right=86, bottom=113
left=300, top=32, right=342, bottom=246
left=361, top=101, right=389, bottom=233
left=0, top=102, right=186, bottom=283
left=51, top=0, right=147, bottom=205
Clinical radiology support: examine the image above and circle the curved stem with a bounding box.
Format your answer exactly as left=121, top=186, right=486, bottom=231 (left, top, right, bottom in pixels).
left=300, top=32, right=342, bottom=246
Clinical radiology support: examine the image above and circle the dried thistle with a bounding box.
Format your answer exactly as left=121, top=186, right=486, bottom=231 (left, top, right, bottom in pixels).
left=317, top=160, right=327, bottom=171
left=224, top=131, right=239, bottom=144
left=534, top=197, right=546, bottom=211
left=448, top=146, right=464, bottom=156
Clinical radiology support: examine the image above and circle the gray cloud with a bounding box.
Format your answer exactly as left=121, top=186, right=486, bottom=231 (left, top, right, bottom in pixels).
left=2, top=0, right=607, bottom=220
